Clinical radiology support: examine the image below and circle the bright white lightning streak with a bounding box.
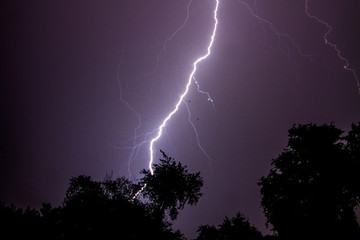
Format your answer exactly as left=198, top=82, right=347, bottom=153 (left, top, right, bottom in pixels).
left=118, top=0, right=193, bottom=177
left=121, top=0, right=209, bottom=180
left=148, top=0, right=219, bottom=175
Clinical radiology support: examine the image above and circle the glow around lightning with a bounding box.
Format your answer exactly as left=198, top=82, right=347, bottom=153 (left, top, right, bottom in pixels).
left=148, top=0, right=219, bottom=175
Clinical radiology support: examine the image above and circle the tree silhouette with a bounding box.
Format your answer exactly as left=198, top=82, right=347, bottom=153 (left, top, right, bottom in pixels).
left=196, top=225, right=219, bottom=240
left=0, top=203, right=41, bottom=238
left=60, top=175, right=181, bottom=239
left=140, top=150, right=203, bottom=220
left=5, top=123, right=360, bottom=239
left=259, top=123, right=360, bottom=239
left=196, top=212, right=263, bottom=240
left=1, top=151, right=201, bottom=239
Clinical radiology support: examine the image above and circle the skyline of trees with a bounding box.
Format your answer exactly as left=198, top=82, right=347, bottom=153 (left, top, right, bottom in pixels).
left=1, top=122, right=359, bottom=239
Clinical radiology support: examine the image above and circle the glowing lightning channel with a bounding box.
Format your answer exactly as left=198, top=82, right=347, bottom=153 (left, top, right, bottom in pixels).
left=120, top=0, right=212, bottom=180
left=148, top=0, right=219, bottom=175
left=305, top=0, right=360, bottom=93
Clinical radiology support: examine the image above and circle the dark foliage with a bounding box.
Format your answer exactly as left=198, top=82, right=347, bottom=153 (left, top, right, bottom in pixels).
left=0, top=202, right=48, bottom=239
left=196, top=225, right=219, bottom=240
left=140, top=150, right=203, bottom=220
left=60, top=175, right=176, bottom=239
left=259, top=123, right=360, bottom=239
left=2, top=123, right=360, bottom=239
left=196, top=212, right=263, bottom=240
left=0, top=152, right=203, bottom=239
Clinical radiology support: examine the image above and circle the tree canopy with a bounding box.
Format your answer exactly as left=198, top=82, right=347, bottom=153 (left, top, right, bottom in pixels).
left=258, top=123, right=360, bottom=239
left=140, top=150, right=203, bottom=220
left=2, top=123, right=360, bottom=239
left=196, top=212, right=263, bottom=240
left=0, top=151, right=202, bottom=239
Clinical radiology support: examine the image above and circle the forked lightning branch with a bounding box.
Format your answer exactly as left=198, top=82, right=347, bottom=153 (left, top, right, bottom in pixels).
left=147, top=0, right=220, bottom=175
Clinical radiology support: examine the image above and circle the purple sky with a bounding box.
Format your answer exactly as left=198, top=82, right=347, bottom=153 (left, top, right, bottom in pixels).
left=2, top=0, right=360, bottom=238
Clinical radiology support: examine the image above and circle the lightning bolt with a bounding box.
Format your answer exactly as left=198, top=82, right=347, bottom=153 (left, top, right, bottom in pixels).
left=304, top=0, right=360, bottom=93
left=118, top=0, right=215, bottom=181
left=129, top=0, right=359, bottom=200
left=148, top=0, right=219, bottom=175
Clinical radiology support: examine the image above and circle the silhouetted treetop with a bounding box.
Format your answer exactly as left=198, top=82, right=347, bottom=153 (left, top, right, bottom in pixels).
left=102, top=175, right=140, bottom=201
left=196, top=212, right=263, bottom=240
left=1, top=151, right=197, bottom=239
left=259, top=122, right=360, bottom=239
left=196, top=225, right=219, bottom=240
left=140, top=150, right=203, bottom=220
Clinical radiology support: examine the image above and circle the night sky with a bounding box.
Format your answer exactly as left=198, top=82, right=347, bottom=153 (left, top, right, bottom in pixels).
left=2, top=0, right=360, bottom=238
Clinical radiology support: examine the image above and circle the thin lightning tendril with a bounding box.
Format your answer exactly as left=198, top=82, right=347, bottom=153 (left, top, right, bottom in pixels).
left=193, top=77, right=215, bottom=109
left=237, top=0, right=313, bottom=66
left=148, top=0, right=219, bottom=175
left=151, top=0, right=193, bottom=75
left=305, top=0, right=360, bottom=93
left=117, top=68, right=142, bottom=178
left=183, top=100, right=212, bottom=171
left=163, top=0, right=193, bottom=51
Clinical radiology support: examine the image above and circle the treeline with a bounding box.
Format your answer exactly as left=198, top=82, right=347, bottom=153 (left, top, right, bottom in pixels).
left=1, top=152, right=200, bottom=239
left=1, top=123, right=360, bottom=239
left=196, top=122, right=360, bottom=240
